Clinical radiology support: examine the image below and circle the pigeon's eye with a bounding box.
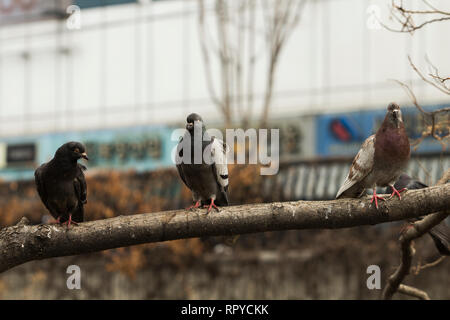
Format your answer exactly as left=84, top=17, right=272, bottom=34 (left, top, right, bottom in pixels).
left=74, top=148, right=80, bottom=153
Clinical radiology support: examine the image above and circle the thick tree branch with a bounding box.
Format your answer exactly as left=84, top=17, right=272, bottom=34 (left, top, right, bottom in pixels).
left=381, top=209, right=449, bottom=300
left=382, top=170, right=450, bottom=300
left=0, top=184, right=449, bottom=273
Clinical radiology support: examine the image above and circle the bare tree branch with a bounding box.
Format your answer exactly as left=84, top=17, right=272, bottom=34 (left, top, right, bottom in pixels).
left=1, top=184, right=449, bottom=274
left=198, top=0, right=227, bottom=117
left=397, top=284, right=430, bottom=300
left=391, top=78, right=450, bottom=147
left=382, top=0, right=450, bottom=34
left=408, top=56, right=450, bottom=96
left=197, top=0, right=306, bottom=127
left=244, top=0, right=257, bottom=128
left=260, top=0, right=306, bottom=127
left=412, top=256, right=446, bottom=275
left=382, top=170, right=450, bottom=300
left=215, top=0, right=233, bottom=125
left=384, top=3, right=450, bottom=149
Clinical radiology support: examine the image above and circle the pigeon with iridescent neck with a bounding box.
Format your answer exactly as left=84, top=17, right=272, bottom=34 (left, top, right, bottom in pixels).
left=336, top=103, right=410, bottom=208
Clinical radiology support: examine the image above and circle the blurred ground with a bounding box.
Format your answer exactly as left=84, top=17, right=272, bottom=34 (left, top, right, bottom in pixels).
left=1, top=227, right=448, bottom=299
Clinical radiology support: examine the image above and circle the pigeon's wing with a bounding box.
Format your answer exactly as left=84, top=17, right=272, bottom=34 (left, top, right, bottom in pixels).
left=175, top=136, right=191, bottom=189
left=408, top=180, right=428, bottom=190
left=176, top=163, right=189, bottom=187
left=336, top=135, right=375, bottom=199
left=429, top=222, right=450, bottom=256
left=386, top=174, right=428, bottom=194
left=210, top=138, right=229, bottom=191
left=74, top=164, right=87, bottom=204
left=210, top=138, right=229, bottom=205
left=72, top=164, right=87, bottom=223
left=34, top=165, right=52, bottom=212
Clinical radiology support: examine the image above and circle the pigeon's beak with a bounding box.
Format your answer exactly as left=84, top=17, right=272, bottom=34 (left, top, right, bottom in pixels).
left=186, top=123, right=194, bottom=130
left=81, top=152, right=89, bottom=160
left=391, top=109, right=399, bottom=119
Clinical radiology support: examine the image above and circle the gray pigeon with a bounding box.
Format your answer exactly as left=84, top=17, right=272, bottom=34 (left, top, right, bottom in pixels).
left=35, top=142, right=88, bottom=228
left=336, top=103, right=410, bottom=208
left=385, top=174, right=450, bottom=256
left=176, top=113, right=229, bottom=213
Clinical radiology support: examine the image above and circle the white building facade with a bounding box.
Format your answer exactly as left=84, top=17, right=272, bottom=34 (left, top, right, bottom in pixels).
left=0, top=0, right=448, bottom=184
left=0, top=0, right=449, bottom=135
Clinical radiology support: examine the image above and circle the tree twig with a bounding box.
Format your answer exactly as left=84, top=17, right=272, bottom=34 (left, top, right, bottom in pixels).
left=382, top=0, right=450, bottom=34
left=391, top=77, right=450, bottom=146
left=412, top=256, right=446, bottom=275
left=398, top=284, right=430, bottom=300
left=408, top=56, right=450, bottom=96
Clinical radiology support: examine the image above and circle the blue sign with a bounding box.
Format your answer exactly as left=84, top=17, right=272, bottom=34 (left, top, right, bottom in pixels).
left=0, top=125, right=178, bottom=181
left=316, top=104, right=450, bottom=157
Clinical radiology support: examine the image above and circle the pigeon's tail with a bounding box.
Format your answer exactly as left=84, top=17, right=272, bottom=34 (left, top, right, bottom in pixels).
left=336, top=183, right=366, bottom=199
left=428, top=222, right=450, bottom=256
left=71, top=203, right=85, bottom=223
left=215, top=189, right=229, bottom=206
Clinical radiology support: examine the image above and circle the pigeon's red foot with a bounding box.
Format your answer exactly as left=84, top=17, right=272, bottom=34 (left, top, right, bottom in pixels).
left=61, top=215, right=78, bottom=229
left=370, top=190, right=386, bottom=209
left=203, top=199, right=219, bottom=213
left=186, top=201, right=201, bottom=211
left=389, top=187, right=407, bottom=200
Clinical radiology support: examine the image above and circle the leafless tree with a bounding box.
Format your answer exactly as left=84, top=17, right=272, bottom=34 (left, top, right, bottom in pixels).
left=382, top=1, right=450, bottom=147
left=197, top=0, right=307, bottom=128
left=381, top=0, right=450, bottom=300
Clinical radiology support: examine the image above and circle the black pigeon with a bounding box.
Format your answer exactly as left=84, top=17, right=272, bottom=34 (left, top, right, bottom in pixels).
left=385, top=173, right=427, bottom=192
left=176, top=113, right=229, bottom=213
left=35, top=142, right=88, bottom=228
left=385, top=173, right=450, bottom=256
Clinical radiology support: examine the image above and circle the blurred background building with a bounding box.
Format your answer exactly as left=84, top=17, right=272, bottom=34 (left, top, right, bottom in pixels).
left=0, top=0, right=448, bottom=188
